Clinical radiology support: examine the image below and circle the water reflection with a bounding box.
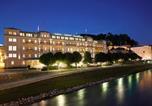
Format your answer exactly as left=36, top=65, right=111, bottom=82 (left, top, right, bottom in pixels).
left=139, top=70, right=152, bottom=91
left=76, top=89, right=86, bottom=106
left=128, top=75, right=132, bottom=89
left=117, top=78, right=124, bottom=104
left=31, top=69, right=152, bottom=106
left=56, top=95, right=66, bottom=106
left=39, top=100, right=47, bottom=106
left=101, top=82, right=109, bottom=93
left=136, top=73, right=140, bottom=83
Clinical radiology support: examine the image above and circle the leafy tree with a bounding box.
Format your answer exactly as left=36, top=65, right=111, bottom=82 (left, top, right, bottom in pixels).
left=54, top=52, right=64, bottom=61
left=73, top=51, right=82, bottom=67
left=95, top=52, right=107, bottom=63
left=83, top=51, right=92, bottom=64
left=63, top=52, right=74, bottom=67
left=39, top=52, right=54, bottom=69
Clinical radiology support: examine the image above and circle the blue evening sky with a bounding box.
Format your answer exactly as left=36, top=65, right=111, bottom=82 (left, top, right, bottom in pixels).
left=0, top=0, right=152, bottom=44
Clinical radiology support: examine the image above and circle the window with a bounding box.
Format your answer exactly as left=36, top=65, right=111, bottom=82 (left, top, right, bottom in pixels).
left=61, top=36, right=64, bottom=39
left=8, top=32, right=12, bottom=35
left=13, top=46, right=17, bottom=51
left=22, top=61, right=25, bottom=65
left=13, top=32, right=17, bottom=35
left=23, top=54, right=25, bottom=58
left=52, top=36, right=56, bottom=39
left=22, top=39, right=25, bottom=43
left=9, top=38, right=12, bottom=42
left=34, top=47, right=37, bottom=50
left=35, top=54, right=37, bottom=58
left=65, top=37, right=68, bottom=40
left=11, top=61, right=14, bottom=65
left=13, top=53, right=17, bottom=58
left=34, top=40, right=37, bottom=43
left=8, top=46, right=12, bottom=51
left=57, top=36, right=60, bottom=39
left=8, top=53, right=12, bottom=57
left=28, top=39, right=31, bottom=42
left=8, top=38, right=16, bottom=42
left=13, top=38, right=16, bottom=42
left=23, top=46, right=25, bottom=50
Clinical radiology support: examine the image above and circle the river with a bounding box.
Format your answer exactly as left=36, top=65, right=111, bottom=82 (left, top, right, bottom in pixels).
left=31, top=69, right=152, bottom=106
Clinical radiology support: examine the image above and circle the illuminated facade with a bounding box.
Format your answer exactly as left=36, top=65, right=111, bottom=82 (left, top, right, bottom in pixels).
left=4, top=28, right=107, bottom=68
left=131, top=45, right=152, bottom=60
left=0, top=44, right=6, bottom=68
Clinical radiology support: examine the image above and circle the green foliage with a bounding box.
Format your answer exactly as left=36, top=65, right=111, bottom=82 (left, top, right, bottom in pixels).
left=54, top=52, right=64, bottom=61
left=95, top=52, right=107, bottom=62
left=73, top=51, right=82, bottom=66
left=39, top=52, right=54, bottom=66
left=83, top=51, right=92, bottom=64
left=63, top=52, right=74, bottom=66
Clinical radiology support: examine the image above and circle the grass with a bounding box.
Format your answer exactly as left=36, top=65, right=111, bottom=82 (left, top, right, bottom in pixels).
left=0, top=72, right=50, bottom=84
left=0, top=63, right=152, bottom=103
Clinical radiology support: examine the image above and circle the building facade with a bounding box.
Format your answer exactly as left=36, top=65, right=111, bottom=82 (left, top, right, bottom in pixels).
left=131, top=45, right=152, bottom=60
left=4, top=28, right=107, bottom=68
left=0, top=44, right=6, bottom=68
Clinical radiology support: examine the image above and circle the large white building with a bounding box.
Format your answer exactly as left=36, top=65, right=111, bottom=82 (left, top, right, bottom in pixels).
left=4, top=28, right=107, bottom=68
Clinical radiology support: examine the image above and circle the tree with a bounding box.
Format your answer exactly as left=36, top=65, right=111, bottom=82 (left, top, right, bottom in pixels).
left=73, top=51, right=82, bottom=67
left=95, top=52, right=107, bottom=63
left=63, top=52, right=74, bottom=67
left=83, top=51, right=92, bottom=64
left=39, top=52, right=54, bottom=69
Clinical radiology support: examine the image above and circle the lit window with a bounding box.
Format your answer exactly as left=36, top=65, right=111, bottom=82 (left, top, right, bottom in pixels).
left=18, top=54, right=20, bottom=59
left=13, top=53, right=17, bottom=58
left=82, top=39, right=85, bottom=41
left=35, top=54, right=37, bottom=57
left=23, top=54, right=25, bottom=58
left=70, top=37, right=74, bottom=40
left=23, top=39, right=25, bottom=43
left=34, top=40, right=37, bottom=43
left=28, top=39, right=31, bottom=42
left=52, top=36, right=56, bottom=38
left=65, top=37, right=68, bottom=40
left=11, top=61, right=14, bottom=65
left=23, top=46, right=25, bottom=50
left=8, top=38, right=12, bottom=42
left=61, top=36, right=64, bottom=39
left=8, top=53, right=12, bottom=57
left=57, top=36, right=60, bottom=39
left=8, top=32, right=12, bottom=35
left=13, top=38, right=16, bottom=42
left=75, top=38, right=78, bottom=40
left=13, top=46, right=17, bottom=51
left=13, top=32, right=17, bottom=35
left=22, top=61, right=25, bottom=65
left=8, top=46, right=12, bottom=51
left=34, top=47, right=37, bottom=50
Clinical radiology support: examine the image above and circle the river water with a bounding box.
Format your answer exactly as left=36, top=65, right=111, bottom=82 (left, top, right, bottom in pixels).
left=31, top=69, right=152, bottom=106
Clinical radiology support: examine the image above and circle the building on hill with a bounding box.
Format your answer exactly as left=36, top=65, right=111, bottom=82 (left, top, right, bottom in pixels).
left=131, top=45, right=152, bottom=60
left=4, top=28, right=107, bottom=68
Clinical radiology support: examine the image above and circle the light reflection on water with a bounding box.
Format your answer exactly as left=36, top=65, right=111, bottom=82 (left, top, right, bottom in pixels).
left=77, top=89, right=85, bottom=100
left=56, top=95, right=66, bottom=106
left=117, top=78, right=124, bottom=104
left=31, top=69, right=152, bottom=106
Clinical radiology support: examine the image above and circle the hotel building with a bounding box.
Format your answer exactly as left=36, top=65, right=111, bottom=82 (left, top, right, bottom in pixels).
left=4, top=28, right=107, bottom=68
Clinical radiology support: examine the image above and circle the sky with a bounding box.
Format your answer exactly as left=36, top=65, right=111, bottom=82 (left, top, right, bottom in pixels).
left=0, top=0, right=152, bottom=44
